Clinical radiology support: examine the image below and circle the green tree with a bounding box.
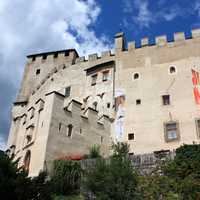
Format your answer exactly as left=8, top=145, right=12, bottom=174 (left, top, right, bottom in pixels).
left=137, top=144, right=200, bottom=200
left=163, top=144, right=200, bottom=199
left=51, top=160, right=82, bottom=196
left=0, top=150, right=52, bottom=200
left=84, top=142, right=138, bottom=200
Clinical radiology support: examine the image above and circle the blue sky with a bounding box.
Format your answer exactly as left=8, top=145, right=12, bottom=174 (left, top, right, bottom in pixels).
left=0, top=0, right=200, bottom=150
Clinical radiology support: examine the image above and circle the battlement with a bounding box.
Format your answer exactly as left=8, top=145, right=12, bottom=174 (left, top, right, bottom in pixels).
left=27, top=49, right=79, bottom=64
left=47, top=92, right=111, bottom=127
left=74, top=50, right=114, bottom=64
left=24, top=28, right=200, bottom=66
left=123, top=28, right=200, bottom=51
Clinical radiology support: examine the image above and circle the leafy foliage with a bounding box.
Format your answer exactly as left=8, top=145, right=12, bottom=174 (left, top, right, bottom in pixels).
left=137, top=144, right=200, bottom=200
left=51, top=160, right=82, bottom=196
left=88, top=145, right=101, bottom=159
left=0, top=150, right=51, bottom=200
left=84, top=142, right=138, bottom=200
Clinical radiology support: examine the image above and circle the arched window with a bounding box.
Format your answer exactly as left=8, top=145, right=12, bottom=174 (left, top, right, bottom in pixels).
left=67, top=124, right=73, bottom=137
left=133, top=73, right=140, bottom=80
left=24, top=150, right=31, bottom=173
left=169, top=66, right=176, bottom=74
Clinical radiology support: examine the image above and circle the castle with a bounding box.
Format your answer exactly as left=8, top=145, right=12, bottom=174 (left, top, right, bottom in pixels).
left=6, top=29, right=200, bottom=176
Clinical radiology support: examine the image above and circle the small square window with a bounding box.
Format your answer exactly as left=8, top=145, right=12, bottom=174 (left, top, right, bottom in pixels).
left=162, top=95, right=170, bottom=105
left=136, top=99, right=141, bottom=105
left=102, top=71, right=109, bottom=81
left=128, top=133, right=134, bottom=140
left=91, top=74, right=97, bottom=86
left=36, top=69, right=40, bottom=75
left=164, top=122, right=179, bottom=142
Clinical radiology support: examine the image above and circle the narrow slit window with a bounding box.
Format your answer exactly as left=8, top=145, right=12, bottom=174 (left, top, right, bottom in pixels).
left=58, top=123, right=62, bottom=132
left=195, top=119, right=200, bottom=138
left=93, top=102, right=98, bottom=110
left=67, top=124, right=73, bottom=137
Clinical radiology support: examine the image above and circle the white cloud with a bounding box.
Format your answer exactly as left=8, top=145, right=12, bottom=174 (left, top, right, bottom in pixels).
left=0, top=0, right=112, bottom=145
left=122, top=0, right=193, bottom=29
left=195, top=0, right=200, bottom=16
left=133, top=0, right=153, bottom=28
left=0, top=135, right=6, bottom=151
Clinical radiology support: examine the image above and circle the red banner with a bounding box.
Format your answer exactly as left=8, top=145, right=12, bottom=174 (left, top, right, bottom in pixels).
left=192, top=69, right=200, bottom=105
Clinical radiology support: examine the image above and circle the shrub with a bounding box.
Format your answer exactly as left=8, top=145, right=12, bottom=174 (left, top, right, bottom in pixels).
left=137, top=144, right=200, bottom=200
left=0, top=150, right=51, bottom=200
left=84, top=142, right=138, bottom=200
left=51, top=160, right=82, bottom=196
left=88, top=145, right=101, bottom=159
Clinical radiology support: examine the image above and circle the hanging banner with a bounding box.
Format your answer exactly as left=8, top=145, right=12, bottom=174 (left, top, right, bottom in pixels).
left=192, top=69, right=200, bottom=105
left=114, top=89, right=126, bottom=141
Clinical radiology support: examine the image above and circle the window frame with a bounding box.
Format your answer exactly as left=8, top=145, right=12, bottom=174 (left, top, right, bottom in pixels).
left=133, top=72, right=140, bottom=80
left=136, top=99, right=141, bottom=105
left=195, top=118, right=200, bottom=139
left=36, top=69, right=40, bottom=75
left=65, top=86, right=71, bottom=98
left=162, top=95, right=170, bottom=106
left=164, top=121, right=180, bottom=142
left=67, top=124, right=73, bottom=137
left=102, top=70, right=109, bottom=82
left=168, top=65, right=177, bottom=75
left=128, top=133, right=135, bottom=140
left=91, top=74, right=97, bottom=86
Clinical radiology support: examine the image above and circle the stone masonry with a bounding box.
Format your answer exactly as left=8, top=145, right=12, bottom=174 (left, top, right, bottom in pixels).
left=7, top=29, right=200, bottom=176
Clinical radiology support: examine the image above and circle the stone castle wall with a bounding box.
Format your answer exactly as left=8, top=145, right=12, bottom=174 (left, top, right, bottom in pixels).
left=7, top=28, right=200, bottom=176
